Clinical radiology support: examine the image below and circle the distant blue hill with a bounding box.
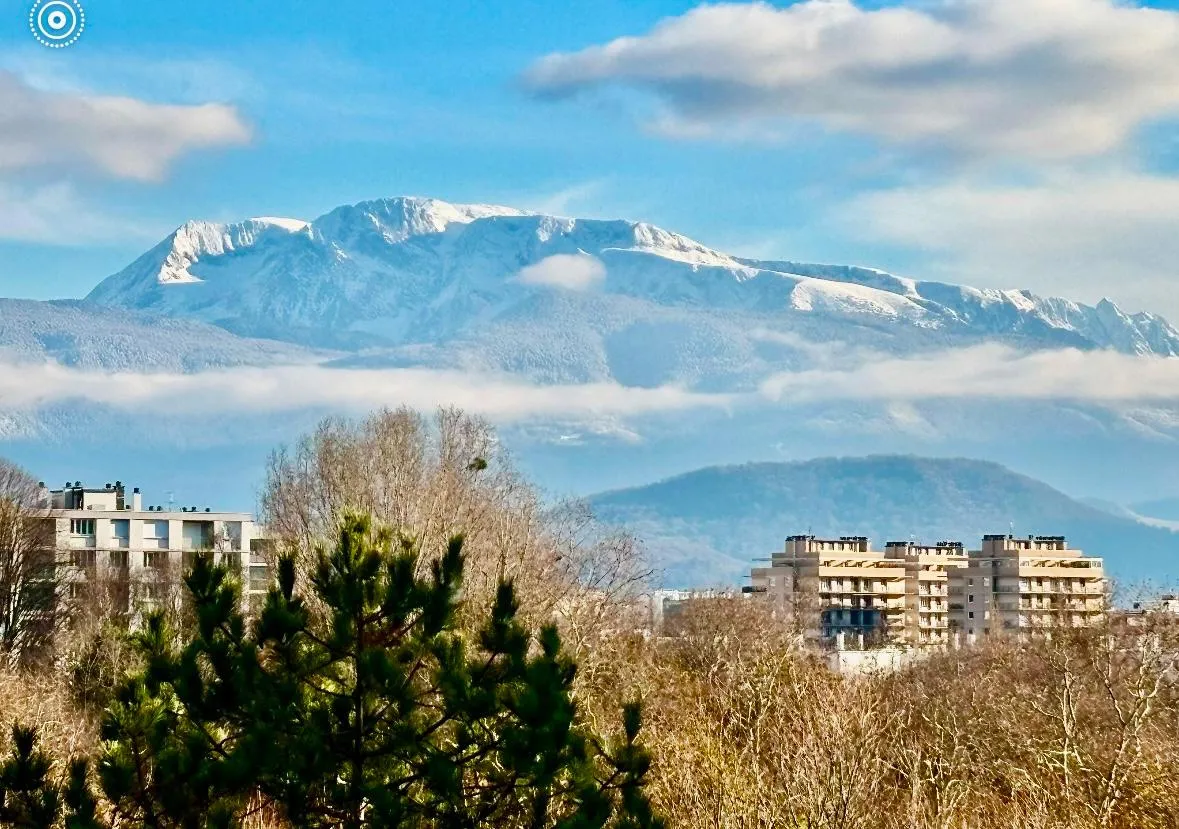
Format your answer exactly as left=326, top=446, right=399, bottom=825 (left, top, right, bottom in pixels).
left=588, top=455, right=1179, bottom=589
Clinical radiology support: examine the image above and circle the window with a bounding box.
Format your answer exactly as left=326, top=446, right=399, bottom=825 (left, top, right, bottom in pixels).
left=968, top=611, right=975, bottom=619
left=70, top=518, right=95, bottom=535
left=109, top=550, right=128, bottom=568
left=969, top=594, right=975, bottom=602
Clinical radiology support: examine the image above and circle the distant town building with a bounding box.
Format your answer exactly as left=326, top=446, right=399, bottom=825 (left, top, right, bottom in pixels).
left=885, top=540, right=969, bottom=647
left=40, top=480, right=271, bottom=616
left=644, top=588, right=737, bottom=634
left=748, top=533, right=1106, bottom=648
left=751, top=536, right=909, bottom=647
left=1113, top=594, right=1179, bottom=629
left=955, top=535, right=1105, bottom=642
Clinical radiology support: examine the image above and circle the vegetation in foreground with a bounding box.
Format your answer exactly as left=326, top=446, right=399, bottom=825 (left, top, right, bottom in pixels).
left=0, top=408, right=1178, bottom=828
left=0, top=513, right=662, bottom=828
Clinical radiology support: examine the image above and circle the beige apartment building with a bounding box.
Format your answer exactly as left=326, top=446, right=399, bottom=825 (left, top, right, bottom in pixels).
left=952, top=534, right=1105, bottom=642
left=751, top=535, right=908, bottom=647
left=750, top=533, right=1106, bottom=648
left=884, top=540, right=970, bottom=647
left=41, top=480, right=271, bottom=617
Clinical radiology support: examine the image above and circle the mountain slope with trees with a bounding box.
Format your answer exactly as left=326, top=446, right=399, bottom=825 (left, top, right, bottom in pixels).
left=589, top=455, right=1179, bottom=588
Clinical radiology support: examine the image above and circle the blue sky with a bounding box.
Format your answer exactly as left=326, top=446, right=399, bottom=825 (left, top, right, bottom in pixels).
left=3, top=0, right=1179, bottom=315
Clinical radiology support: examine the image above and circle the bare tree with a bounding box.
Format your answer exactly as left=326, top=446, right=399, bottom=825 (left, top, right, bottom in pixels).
left=261, top=406, right=653, bottom=646
left=0, top=459, right=60, bottom=669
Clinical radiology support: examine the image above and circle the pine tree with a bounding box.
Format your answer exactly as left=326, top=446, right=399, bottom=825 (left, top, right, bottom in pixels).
left=12, top=513, right=663, bottom=828
left=0, top=725, right=59, bottom=828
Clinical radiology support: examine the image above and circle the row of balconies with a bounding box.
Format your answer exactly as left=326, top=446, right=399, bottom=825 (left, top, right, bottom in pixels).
left=1018, top=598, right=1101, bottom=610
left=1017, top=583, right=1102, bottom=594
left=918, top=618, right=949, bottom=629
left=821, top=597, right=906, bottom=610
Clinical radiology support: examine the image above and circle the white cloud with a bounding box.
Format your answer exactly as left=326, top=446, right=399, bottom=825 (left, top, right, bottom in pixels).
left=522, top=181, right=608, bottom=216
left=524, top=0, right=1179, bottom=159
left=759, top=344, right=1179, bottom=404
left=0, top=70, right=251, bottom=181
left=8, top=345, right=1179, bottom=428
left=840, top=170, right=1179, bottom=317
left=516, top=253, right=607, bottom=291
left=0, top=361, right=730, bottom=421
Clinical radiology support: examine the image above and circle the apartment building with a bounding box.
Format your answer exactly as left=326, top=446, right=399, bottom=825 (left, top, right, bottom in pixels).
left=41, top=480, right=271, bottom=615
left=952, top=534, right=1105, bottom=642
left=750, top=535, right=908, bottom=647
left=883, top=540, right=970, bottom=647
left=749, top=533, right=1106, bottom=648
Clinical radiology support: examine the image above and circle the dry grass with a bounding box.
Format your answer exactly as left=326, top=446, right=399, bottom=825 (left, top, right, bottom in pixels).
left=0, top=668, right=96, bottom=767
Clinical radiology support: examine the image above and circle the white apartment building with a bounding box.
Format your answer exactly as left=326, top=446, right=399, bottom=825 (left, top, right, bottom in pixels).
left=41, top=480, right=271, bottom=615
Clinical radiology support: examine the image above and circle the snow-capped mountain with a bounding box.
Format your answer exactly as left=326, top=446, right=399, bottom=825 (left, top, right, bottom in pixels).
left=83, top=197, right=1179, bottom=385
left=7, top=195, right=1179, bottom=564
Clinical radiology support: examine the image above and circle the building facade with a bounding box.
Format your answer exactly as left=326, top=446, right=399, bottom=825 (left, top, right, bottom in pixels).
left=751, top=535, right=908, bottom=647
left=41, top=480, right=271, bottom=615
left=884, top=540, right=969, bottom=647
left=951, top=535, right=1105, bottom=642
left=749, top=533, right=1106, bottom=648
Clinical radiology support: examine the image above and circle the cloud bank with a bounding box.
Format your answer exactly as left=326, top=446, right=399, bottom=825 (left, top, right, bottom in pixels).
left=0, top=71, right=251, bottom=182
left=516, top=253, right=607, bottom=291
left=524, top=0, right=1179, bottom=159
left=760, top=344, right=1179, bottom=404
left=0, top=361, right=729, bottom=421
left=5, top=345, right=1179, bottom=428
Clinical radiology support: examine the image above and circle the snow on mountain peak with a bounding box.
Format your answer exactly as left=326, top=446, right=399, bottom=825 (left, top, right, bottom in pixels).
left=628, top=222, right=740, bottom=268
left=311, top=196, right=527, bottom=246
left=80, top=195, right=1179, bottom=363
left=156, top=217, right=310, bottom=286
left=250, top=216, right=310, bottom=232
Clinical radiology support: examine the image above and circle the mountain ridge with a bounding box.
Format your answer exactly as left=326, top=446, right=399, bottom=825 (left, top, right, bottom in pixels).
left=80, top=196, right=1179, bottom=368
left=587, top=455, right=1179, bottom=588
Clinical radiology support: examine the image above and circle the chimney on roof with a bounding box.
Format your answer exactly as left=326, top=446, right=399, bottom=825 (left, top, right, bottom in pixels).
left=132, top=487, right=142, bottom=512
